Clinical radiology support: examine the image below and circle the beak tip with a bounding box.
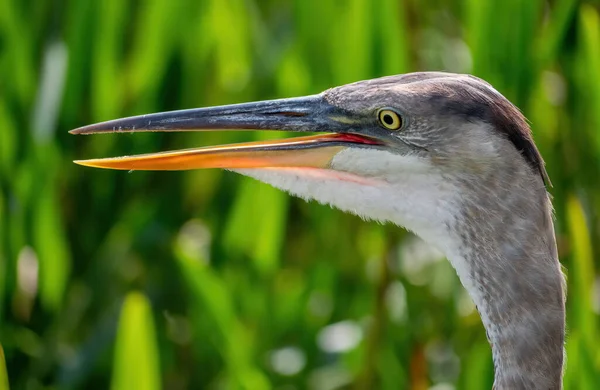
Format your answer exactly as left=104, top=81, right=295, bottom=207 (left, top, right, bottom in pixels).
left=73, top=159, right=98, bottom=168
left=70, top=122, right=117, bottom=135
left=70, top=126, right=97, bottom=135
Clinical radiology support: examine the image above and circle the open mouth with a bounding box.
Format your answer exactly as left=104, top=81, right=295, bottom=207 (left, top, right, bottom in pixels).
left=71, top=95, right=385, bottom=171
left=72, top=133, right=382, bottom=171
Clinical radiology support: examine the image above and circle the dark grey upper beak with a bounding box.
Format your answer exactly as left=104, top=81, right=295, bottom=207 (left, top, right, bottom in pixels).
left=70, top=95, right=351, bottom=135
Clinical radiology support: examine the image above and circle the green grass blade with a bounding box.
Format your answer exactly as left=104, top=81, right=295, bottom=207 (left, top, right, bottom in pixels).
left=127, top=0, right=180, bottom=111
left=564, top=196, right=598, bottom=388
left=578, top=4, right=600, bottom=153
left=376, top=0, right=408, bottom=75
left=90, top=0, right=128, bottom=121
left=33, top=185, right=71, bottom=311
left=0, top=344, right=8, bottom=390
left=111, top=292, right=161, bottom=390
left=538, top=0, right=579, bottom=65
left=330, top=0, right=373, bottom=83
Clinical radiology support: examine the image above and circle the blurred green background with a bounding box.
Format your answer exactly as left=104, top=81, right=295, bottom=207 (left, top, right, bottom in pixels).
left=1, top=0, right=600, bottom=389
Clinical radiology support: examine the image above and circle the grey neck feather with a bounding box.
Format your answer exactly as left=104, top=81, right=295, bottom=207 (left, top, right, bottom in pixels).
left=450, top=150, right=565, bottom=389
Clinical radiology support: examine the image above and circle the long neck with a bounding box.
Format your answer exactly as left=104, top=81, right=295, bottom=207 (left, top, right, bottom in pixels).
left=234, top=149, right=566, bottom=388
left=450, top=181, right=565, bottom=389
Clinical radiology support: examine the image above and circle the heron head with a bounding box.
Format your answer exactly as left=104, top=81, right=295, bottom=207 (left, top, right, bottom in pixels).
left=320, top=72, right=547, bottom=186
left=72, top=72, right=548, bottom=242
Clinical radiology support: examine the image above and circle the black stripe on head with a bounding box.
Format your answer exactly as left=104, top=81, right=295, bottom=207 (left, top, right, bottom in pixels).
left=424, top=75, right=550, bottom=186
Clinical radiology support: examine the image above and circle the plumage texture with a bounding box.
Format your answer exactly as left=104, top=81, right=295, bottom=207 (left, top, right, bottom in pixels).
left=235, top=72, right=565, bottom=389
left=324, top=72, right=550, bottom=184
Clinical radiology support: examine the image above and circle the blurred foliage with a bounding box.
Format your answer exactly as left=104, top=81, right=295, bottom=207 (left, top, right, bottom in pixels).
left=1, top=0, right=600, bottom=389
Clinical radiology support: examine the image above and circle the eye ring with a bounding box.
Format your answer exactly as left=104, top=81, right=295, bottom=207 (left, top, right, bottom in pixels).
left=378, top=109, right=403, bottom=130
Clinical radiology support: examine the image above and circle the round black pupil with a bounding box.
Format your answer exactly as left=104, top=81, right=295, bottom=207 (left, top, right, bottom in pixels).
left=383, top=114, right=395, bottom=125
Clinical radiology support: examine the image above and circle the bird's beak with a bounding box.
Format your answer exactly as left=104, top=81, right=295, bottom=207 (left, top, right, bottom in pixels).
left=71, top=95, right=381, bottom=171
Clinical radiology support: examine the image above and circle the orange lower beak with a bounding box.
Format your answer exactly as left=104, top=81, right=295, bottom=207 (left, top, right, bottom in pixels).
left=74, top=134, right=358, bottom=171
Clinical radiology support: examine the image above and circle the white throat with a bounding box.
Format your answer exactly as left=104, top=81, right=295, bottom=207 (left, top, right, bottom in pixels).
left=234, top=147, right=462, bottom=259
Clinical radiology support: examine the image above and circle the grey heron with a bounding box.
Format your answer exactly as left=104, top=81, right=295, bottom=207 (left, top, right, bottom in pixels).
left=71, top=72, right=565, bottom=389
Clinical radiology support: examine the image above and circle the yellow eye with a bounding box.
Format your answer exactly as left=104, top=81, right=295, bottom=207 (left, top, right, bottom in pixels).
left=378, top=109, right=403, bottom=130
